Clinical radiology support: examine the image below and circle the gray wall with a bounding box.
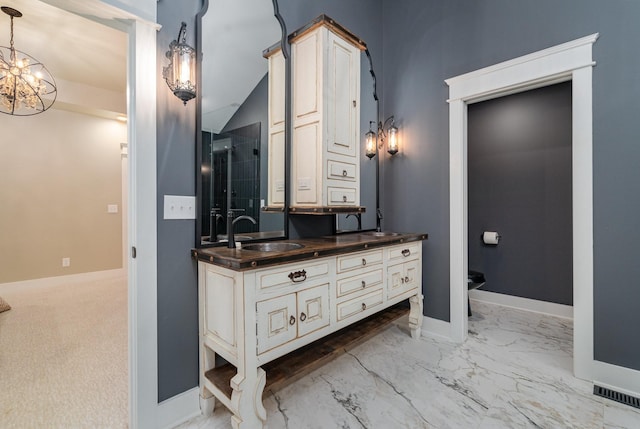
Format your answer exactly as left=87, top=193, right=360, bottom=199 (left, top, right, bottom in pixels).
left=381, top=0, right=640, bottom=370
left=468, top=82, right=573, bottom=305
left=156, top=0, right=201, bottom=402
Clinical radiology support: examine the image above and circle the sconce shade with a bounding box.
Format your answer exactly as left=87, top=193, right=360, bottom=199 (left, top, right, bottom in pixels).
left=365, top=127, right=376, bottom=159
left=163, top=22, right=196, bottom=105
left=0, top=7, right=57, bottom=116
left=387, top=123, right=398, bottom=155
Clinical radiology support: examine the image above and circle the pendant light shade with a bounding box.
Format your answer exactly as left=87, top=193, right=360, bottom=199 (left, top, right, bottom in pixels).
left=0, top=7, right=57, bottom=116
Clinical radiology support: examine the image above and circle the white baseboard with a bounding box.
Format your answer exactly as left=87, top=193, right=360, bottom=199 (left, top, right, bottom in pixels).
left=0, top=268, right=126, bottom=293
left=421, top=316, right=452, bottom=341
left=593, top=360, right=640, bottom=398
left=158, top=387, right=201, bottom=429
left=469, top=289, right=573, bottom=319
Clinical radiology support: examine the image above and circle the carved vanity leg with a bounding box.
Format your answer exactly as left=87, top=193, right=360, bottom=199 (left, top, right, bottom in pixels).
left=199, top=344, right=216, bottom=416
left=229, top=367, right=267, bottom=428
left=409, top=293, right=424, bottom=339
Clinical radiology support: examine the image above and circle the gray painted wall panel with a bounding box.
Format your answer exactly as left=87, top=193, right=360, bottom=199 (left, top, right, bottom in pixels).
left=156, top=0, right=201, bottom=402
left=468, top=82, right=573, bottom=306
left=382, top=0, right=640, bottom=370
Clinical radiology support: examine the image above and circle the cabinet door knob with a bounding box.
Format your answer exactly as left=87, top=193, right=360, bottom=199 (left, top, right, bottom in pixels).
left=300, top=312, right=307, bottom=322
left=401, top=277, right=405, bottom=284
left=289, top=315, right=296, bottom=325
left=342, top=195, right=347, bottom=202
left=361, top=302, right=367, bottom=311
left=401, top=249, right=411, bottom=257
left=353, top=100, right=357, bottom=107
left=288, top=269, right=307, bottom=283
left=361, top=258, right=367, bottom=266
left=361, top=280, right=366, bottom=288
left=405, top=276, right=410, bottom=283
left=342, top=170, right=348, bottom=177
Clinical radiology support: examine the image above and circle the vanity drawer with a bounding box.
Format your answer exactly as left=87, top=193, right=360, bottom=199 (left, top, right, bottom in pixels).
left=336, top=269, right=383, bottom=298
left=387, top=242, right=421, bottom=262
left=337, top=250, right=383, bottom=273
left=328, top=186, right=357, bottom=205
left=327, top=160, right=357, bottom=181
left=256, top=260, right=330, bottom=294
left=336, top=288, right=383, bottom=322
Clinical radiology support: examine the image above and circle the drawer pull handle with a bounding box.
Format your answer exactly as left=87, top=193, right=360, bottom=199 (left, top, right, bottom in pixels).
left=401, top=249, right=411, bottom=257
left=362, top=258, right=367, bottom=266
left=300, top=312, right=307, bottom=322
left=343, top=195, right=347, bottom=202
left=361, top=280, right=366, bottom=288
left=361, top=302, right=367, bottom=311
left=342, top=170, right=348, bottom=177
left=288, top=269, right=307, bottom=283
left=289, top=315, right=296, bottom=325
left=405, top=276, right=411, bottom=283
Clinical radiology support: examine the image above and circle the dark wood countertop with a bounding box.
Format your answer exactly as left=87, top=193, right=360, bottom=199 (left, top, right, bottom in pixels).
left=192, top=232, right=428, bottom=270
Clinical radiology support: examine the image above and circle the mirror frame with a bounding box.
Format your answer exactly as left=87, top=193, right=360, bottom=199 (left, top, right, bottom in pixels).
left=195, top=0, right=290, bottom=248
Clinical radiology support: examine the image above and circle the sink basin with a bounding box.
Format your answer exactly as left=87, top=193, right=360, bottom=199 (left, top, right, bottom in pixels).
left=359, top=231, right=401, bottom=237
left=242, top=242, right=305, bottom=252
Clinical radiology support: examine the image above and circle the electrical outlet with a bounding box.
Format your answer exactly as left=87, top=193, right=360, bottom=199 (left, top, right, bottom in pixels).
left=163, top=195, right=196, bottom=220
left=107, top=204, right=118, bottom=213
left=62, top=257, right=71, bottom=267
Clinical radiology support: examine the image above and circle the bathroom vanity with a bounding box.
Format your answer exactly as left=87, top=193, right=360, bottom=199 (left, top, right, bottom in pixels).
left=192, top=232, right=427, bottom=428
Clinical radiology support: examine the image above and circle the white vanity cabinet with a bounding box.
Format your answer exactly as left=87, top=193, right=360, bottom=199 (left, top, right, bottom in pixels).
left=197, top=240, right=424, bottom=428
left=290, top=17, right=365, bottom=208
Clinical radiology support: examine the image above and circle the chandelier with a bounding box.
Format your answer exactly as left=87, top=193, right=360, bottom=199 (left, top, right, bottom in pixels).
left=0, top=6, right=57, bottom=116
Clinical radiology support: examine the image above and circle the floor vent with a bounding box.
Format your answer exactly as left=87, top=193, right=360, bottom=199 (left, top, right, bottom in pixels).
left=594, top=385, right=640, bottom=409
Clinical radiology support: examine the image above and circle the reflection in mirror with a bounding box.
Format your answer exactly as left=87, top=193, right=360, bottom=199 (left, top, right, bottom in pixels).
left=198, top=0, right=285, bottom=246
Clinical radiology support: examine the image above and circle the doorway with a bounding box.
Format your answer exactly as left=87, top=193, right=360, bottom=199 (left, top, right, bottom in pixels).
left=446, top=34, right=598, bottom=381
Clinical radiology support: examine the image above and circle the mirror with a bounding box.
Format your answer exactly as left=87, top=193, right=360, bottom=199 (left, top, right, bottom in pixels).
left=196, top=0, right=286, bottom=246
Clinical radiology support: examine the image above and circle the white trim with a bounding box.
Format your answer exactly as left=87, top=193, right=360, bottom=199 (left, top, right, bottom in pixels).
left=469, top=289, right=573, bottom=320
left=446, top=34, right=598, bottom=382
left=0, top=269, right=126, bottom=292
left=421, top=316, right=452, bottom=341
left=158, top=387, right=202, bottom=429
left=593, top=361, right=640, bottom=398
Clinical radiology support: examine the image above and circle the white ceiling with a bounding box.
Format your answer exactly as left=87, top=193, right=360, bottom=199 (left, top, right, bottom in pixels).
left=0, top=0, right=126, bottom=93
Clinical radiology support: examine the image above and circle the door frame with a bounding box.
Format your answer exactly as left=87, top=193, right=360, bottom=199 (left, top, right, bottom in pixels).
left=445, top=34, right=598, bottom=381
left=40, top=1, right=159, bottom=427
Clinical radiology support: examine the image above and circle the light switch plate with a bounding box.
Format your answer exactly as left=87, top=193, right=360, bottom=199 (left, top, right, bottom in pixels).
left=164, top=195, right=196, bottom=220
left=107, top=204, right=118, bottom=213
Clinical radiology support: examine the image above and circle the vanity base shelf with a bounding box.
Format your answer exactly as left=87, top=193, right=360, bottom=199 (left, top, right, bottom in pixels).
left=204, top=302, right=408, bottom=399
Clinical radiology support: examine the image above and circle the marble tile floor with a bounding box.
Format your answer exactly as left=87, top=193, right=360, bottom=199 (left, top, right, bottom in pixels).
left=178, top=301, right=640, bottom=429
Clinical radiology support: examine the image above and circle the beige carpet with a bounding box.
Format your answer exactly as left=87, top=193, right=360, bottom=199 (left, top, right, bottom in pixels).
left=0, top=273, right=128, bottom=428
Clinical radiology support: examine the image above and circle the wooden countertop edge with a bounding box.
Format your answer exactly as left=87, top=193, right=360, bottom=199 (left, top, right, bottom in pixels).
left=192, top=233, right=428, bottom=271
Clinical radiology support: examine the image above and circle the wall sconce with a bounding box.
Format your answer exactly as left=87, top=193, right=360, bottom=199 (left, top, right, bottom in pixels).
left=163, top=22, right=196, bottom=105
left=364, top=115, right=399, bottom=159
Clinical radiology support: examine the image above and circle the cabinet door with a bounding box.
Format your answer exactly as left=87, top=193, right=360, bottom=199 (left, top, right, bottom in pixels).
left=297, top=284, right=330, bottom=337
left=387, top=260, right=420, bottom=299
left=256, top=294, right=297, bottom=354
left=327, top=31, right=359, bottom=157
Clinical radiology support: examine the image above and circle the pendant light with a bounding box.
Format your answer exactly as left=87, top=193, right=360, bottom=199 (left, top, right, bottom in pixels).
left=0, top=6, right=57, bottom=116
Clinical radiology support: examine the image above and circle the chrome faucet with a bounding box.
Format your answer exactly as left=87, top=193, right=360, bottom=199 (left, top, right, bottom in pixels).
left=227, top=209, right=257, bottom=248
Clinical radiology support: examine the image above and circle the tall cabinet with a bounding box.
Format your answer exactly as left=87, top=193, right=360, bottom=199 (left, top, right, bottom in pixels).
left=290, top=16, right=366, bottom=208
left=264, top=47, right=286, bottom=208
